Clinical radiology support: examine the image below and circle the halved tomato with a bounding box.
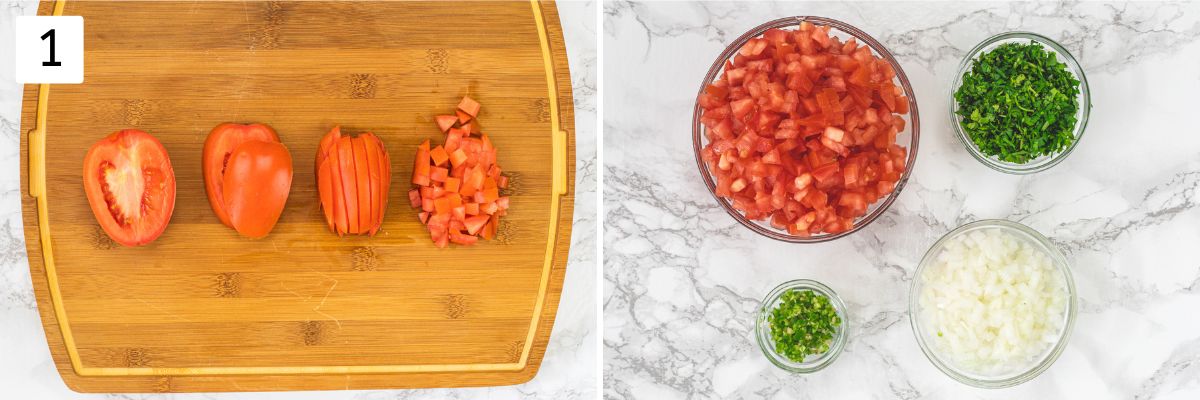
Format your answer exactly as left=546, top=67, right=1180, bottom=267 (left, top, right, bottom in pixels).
left=220, top=140, right=293, bottom=238
left=83, top=129, right=176, bottom=247
left=202, top=123, right=280, bottom=227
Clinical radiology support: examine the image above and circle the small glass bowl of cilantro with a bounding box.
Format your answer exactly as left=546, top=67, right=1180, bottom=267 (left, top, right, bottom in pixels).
left=755, top=279, right=848, bottom=373
left=950, top=32, right=1091, bottom=174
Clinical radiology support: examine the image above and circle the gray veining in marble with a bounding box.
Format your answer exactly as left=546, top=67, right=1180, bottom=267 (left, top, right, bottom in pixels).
left=604, top=1, right=1200, bottom=399
left=0, top=1, right=597, bottom=398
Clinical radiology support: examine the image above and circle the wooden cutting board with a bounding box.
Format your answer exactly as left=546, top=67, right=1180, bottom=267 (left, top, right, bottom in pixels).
left=19, top=0, right=575, bottom=393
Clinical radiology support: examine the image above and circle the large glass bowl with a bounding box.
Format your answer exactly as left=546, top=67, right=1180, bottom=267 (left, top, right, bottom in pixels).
left=692, top=16, right=920, bottom=243
left=908, top=219, right=1077, bottom=388
left=950, top=32, right=1091, bottom=174
left=755, top=279, right=848, bottom=373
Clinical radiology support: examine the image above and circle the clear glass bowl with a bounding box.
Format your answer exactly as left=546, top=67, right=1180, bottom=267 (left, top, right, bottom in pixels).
left=950, top=32, right=1091, bottom=174
left=691, top=16, right=920, bottom=243
left=908, top=219, right=1077, bottom=388
left=755, top=279, right=848, bottom=373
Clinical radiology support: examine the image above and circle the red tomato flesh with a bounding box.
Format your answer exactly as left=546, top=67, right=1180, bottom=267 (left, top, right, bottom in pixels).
left=700, top=22, right=911, bottom=237
left=315, top=127, right=390, bottom=236
left=202, top=123, right=280, bottom=228
left=82, top=129, right=176, bottom=247
left=221, top=140, right=293, bottom=239
left=410, top=95, right=509, bottom=247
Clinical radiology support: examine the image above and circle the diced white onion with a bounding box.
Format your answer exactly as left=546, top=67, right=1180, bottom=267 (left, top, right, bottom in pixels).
left=918, top=228, right=1067, bottom=376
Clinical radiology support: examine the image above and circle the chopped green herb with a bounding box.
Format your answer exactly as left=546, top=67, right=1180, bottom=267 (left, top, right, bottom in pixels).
left=954, top=41, right=1081, bottom=164
left=768, top=289, right=841, bottom=362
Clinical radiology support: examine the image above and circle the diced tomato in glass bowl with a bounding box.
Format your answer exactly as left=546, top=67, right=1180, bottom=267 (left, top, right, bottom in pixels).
left=693, top=17, right=919, bottom=242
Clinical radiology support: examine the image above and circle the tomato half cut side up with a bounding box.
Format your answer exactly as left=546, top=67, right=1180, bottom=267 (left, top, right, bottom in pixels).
left=82, top=129, right=177, bottom=247
left=221, top=140, right=293, bottom=238
left=202, top=123, right=280, bottom=227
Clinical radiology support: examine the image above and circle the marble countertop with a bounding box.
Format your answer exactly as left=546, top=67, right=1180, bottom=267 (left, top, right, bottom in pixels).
left=0, top=1, right=596, bottom=399
left=604, top=1, right=1200, bottom=399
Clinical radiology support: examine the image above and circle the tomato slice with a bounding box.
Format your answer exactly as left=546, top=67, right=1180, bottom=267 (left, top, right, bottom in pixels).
left=202, top=123, right=279, bottom=227
left=351, top=136, right=372, bottom=231
left=362, top=134, right=382, bottom=235
left=320, top=129, right=348, bottom=235
left=318, top=156, right=336, bottom=232
left=337, top=136, right=360, bottom=234
left=83, top=129, right=176, bottom=247
left=221, top=140, right=293, bottom=238
left=378, top=135, right=391, bottom=230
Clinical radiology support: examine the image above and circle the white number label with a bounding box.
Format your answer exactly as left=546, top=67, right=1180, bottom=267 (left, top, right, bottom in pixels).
left=15, top=16, right=83, bottom=84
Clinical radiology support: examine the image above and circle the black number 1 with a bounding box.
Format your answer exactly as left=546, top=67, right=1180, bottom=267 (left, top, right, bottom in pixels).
left=41, top=29, right=61, bottom=67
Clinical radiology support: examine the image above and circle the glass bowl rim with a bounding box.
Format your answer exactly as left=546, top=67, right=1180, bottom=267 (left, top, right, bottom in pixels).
left=691, top=16, right=921, bottom=243
left=907, top=219, right=1078, bottom=388
left=948, top=31, right=1092, bottom=175
left=754, top=278, right=849, bottom=373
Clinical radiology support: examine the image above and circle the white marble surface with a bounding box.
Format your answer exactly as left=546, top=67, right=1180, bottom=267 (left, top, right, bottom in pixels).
left=0, top=1, right=596, bottom=398
left=604, top=1, right=1200, bottom=399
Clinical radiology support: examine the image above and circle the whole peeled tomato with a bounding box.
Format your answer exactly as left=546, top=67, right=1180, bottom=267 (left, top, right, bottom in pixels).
left=202, top=123, right=292, bottom=238
left=82, top=129, right=176, bottom=247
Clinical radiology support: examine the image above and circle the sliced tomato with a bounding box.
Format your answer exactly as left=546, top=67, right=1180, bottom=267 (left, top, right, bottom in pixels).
left=315, top=127, right=390, bottom=236
left=221, top=140, right=293, bottom=238
left=83, top=129, right=176, bottom=247
left=202, top=123, right=279, bottom=227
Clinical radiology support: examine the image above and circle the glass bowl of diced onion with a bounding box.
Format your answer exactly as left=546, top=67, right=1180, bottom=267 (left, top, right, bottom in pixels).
left=908, top=219, right=1077, bottom=388
left=691, top=16, right=920, bottom=243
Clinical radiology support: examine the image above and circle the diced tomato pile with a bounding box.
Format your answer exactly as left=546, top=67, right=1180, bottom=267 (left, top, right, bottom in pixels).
left=699, top=22, right=911, bottom=237
left=410, top=96, right=510, bottom=247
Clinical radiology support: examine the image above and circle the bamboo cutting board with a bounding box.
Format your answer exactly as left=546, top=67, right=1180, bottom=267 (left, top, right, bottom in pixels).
left=19, top=0, right=575, bottom=393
